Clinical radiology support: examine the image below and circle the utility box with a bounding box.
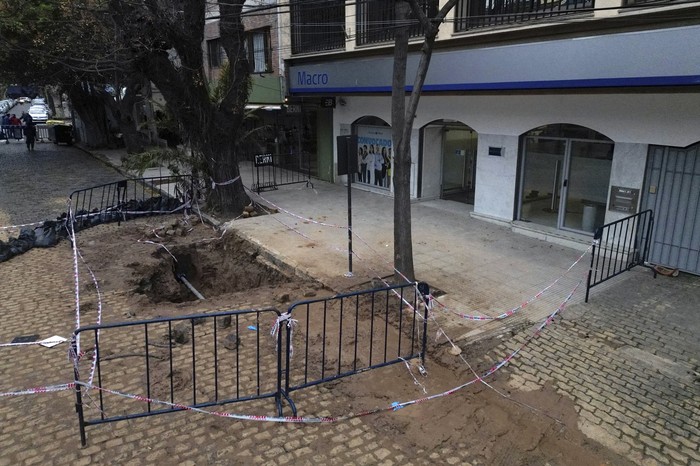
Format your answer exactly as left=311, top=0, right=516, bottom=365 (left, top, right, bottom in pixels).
left=49, top=124, right=73, bottom=145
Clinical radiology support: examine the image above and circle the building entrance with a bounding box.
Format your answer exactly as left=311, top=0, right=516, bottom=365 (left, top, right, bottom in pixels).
left=519, top=124, right=613, bottom=234
left=440, top=126, right=477, bottom=204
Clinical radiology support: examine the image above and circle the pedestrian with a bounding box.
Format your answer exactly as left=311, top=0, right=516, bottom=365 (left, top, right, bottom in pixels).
left=20, top=111, right=33, bottom=125
left=24, top=123, right=36, bottom=151
left=1, top=114, right=9, bottom=142
left=9, top=114, right=22, bottom=140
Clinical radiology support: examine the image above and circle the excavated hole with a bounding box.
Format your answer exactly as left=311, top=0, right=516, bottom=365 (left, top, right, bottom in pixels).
left=131, top=233, right=293, bottom=303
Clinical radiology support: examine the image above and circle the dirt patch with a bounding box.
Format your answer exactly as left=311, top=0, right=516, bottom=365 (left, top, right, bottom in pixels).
left=76, top=215, right=324, bottom=321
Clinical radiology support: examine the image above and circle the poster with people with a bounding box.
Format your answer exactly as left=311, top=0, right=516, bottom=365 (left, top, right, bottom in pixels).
left=356, top=125, right=392, bottom=190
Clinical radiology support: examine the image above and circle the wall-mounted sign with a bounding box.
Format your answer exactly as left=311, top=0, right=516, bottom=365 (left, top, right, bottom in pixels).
left=609, top=186, right=639, bottom=213
left=254, top=153, right=274, bottom=167
left=321, top=97, right=336, bottom=108
left=286, top=104, right=302, bottom=113
left=488, top=146, right=502, bottom=156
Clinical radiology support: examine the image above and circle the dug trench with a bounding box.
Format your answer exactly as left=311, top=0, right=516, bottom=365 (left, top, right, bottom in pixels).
left=75, top=215, right=326, bottom=322
left=74, top=215, right=636, bottom=465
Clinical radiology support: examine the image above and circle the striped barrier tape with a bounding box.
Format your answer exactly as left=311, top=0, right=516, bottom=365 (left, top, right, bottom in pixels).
left=0, top=383, right=74, bottom=397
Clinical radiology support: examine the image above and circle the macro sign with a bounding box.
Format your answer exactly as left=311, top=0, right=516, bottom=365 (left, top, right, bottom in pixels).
left=297, top=71, right=329, bottom=86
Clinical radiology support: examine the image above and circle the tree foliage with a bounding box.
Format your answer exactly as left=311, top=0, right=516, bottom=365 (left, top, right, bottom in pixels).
left=106, top=0, right=252, bottom=214
left=1, top=0, right=253, bottom=215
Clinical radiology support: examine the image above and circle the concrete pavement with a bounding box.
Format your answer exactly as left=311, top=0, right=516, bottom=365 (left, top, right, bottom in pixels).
left=0, top=142, right=698, bottom=464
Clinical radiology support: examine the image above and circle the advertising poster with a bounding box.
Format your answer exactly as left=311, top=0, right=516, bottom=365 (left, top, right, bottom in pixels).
left=356, top=125, right=393, bottom=190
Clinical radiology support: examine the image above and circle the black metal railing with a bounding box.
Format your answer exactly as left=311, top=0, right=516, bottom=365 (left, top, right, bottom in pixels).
left=290, top=0, right=346, bottom=54
left=250, top=152, right=313, bottom=193
left=624, top=0, right=691, bottom=5
left=356, top=0, right=438, bottom=46
left=73, top=282, right=430, bottom=444
left=585, top=209, right=654, bottom=302
left=284, top=283, right=428, bottom=393
left=454, top=0, right=594, bottom=31
left=68, top=175, right=198, bottom=229
left=73, top=307, right=288, bottom=446
left=0, top=125, right=24, bottom=142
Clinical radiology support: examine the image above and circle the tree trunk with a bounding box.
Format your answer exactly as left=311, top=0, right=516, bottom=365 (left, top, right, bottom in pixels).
left=392, top=1, right=415, bottom=283
left=389, top=0, right=460, bottom=282
left=116, top=81, right=144, bottom=154
left=109, top=0, right=251, bottom=216
left=66, top=83, right=111, bottom=148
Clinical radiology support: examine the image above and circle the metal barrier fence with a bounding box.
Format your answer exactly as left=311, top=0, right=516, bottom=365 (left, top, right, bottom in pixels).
left=585, top=209, right=654, bottom=302
left=0, top=124, right=57, bottom=143
left=68, top=175, right=197, bottom=229
left=285, top=283, right=428, bottom=394
left=73, top=308, right=287, bottom=446
left=251, top=152, right=313, bottom=193
left=36, top=124, right=50, bottom=142
left=73, top=282, right=429, bottom=444
left=0, top=125, right=24, bottom=142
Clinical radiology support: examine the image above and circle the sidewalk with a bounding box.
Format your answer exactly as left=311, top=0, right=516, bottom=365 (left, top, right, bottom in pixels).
left=89, top=147, right=600, bottom=340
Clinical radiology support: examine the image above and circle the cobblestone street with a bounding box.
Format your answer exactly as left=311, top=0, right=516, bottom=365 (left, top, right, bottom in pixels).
left=492, top=269, right=700, bottom=465
left=0, top=140, right=123, bottom=229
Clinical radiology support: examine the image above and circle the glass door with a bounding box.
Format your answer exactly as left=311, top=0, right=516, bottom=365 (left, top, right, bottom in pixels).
left=441, top=127, right=477, bottom=204
left=561, top=141, right=614, bottom=233
left=519, top=124, right=614, bottom=235
left=520, top=137, right=566, bottom=228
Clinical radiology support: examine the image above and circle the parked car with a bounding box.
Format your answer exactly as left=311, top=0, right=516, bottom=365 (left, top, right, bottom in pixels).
left=18, top=97, right=31, bottom=104
left=0, top=99, right=15, bottom=112
left=28, top=105, right=49, bottom=122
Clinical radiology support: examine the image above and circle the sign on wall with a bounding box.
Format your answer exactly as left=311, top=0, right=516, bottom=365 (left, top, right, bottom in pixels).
left=609, top=186, right=639, bottom=213
left=356, top=125, right=392, bottom=190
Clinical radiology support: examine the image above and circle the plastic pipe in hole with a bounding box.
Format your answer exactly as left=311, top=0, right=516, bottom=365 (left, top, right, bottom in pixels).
left=177, top=274, right=206, bottom=300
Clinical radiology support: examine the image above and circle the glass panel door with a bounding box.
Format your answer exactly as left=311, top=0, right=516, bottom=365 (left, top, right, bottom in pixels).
left=562, top=141, right=613, bottom=233
left=441, top=128, right=477, bottom=203
left=520, top=137, right=566, bottom=228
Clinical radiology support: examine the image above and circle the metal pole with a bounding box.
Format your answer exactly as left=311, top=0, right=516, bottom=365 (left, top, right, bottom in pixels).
left=346, top=139, right=353, bottom=277
left=72, top=337, right=88, bottom=446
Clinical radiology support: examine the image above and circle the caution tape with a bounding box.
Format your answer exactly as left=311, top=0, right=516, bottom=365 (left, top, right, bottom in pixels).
left=0, top=220, right=51, bottom=231
left=246, top=187, right=349, bottom=230
left=427, top=244, right=591, bottom=322
left=211, top=175, right=241, bottom=189
left=0, top=383, right=74, bottom=397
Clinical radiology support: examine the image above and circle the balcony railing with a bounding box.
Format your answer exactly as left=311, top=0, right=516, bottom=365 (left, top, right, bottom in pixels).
left=454, top=0, right=594, bottom=31
left=624, top=0, right=692, bottom=5
left=356, top=0, right=439, bottom=46
left=290, top=0, right=346, bottom=54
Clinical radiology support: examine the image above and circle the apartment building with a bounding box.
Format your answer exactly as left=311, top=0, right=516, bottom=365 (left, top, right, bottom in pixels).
left=204, top=1, right=292, bottom=157
left=281, top=0, right=700, bottom=274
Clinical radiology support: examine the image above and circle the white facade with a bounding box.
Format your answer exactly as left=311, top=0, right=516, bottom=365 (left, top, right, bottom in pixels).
left=332, top=92, right=700, bottom=222
left=284, top=0, right=700, bottom=272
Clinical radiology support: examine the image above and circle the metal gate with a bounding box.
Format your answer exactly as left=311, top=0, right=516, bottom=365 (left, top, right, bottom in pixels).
left=643, top=143, right=700, bottom=275
left=251, top=152, right=313, bottom=193
left=585, top=210, right=654, bottom=302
